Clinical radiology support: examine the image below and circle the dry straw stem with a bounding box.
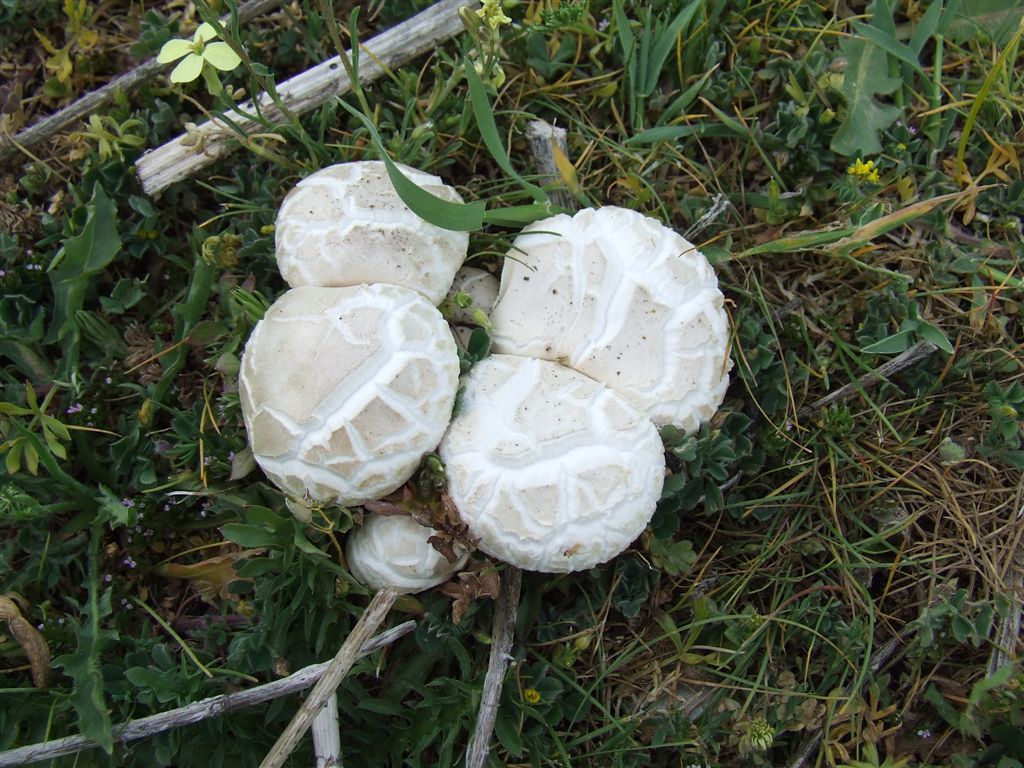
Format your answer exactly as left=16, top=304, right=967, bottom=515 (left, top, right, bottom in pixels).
left=0, top=620, right=414, bottom=767
left=465, top=567, right=523, bottom=768
left=797, top=339, right=939, bottom=418
left=260, top=587, right=398, bottom=768
left=136, top=0, right=474, bottom=195
left=0, top=0, right=283, bottom=165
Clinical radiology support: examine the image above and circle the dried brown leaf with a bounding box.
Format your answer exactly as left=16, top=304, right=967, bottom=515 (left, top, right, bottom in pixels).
left=439, top=560, right=500, bottom=625
left=154, top=549, right=261, bottom=604
left=0, top=595, right=51, bottom=688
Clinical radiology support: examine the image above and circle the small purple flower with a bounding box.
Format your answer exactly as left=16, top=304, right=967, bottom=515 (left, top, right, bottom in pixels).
left=122, top=556, right=137, bottom=569
left=104, top=573, right=113, bottom=583
left=121, top=497, right=135, bottom=508
left=66, top=403, right=84, bottom=414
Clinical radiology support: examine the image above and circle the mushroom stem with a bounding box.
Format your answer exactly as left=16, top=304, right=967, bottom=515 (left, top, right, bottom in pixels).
left=260, top=588, right=398, bottom=768
left=465, top=567, right=522, bottom=768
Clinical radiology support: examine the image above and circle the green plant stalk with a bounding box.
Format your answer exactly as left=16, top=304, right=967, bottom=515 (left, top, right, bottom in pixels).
left=194, top=0, right=323, bottom=164
left=320, top=0, right=373, bottom=121
left=131, top=597, right=213, bottom=678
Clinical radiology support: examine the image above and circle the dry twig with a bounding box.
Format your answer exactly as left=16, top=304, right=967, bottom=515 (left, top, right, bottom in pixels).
left=0, top=620, right=414, bottom=768
left=798, top=340, right=939, bottom=419
left=464, top=568, right=522, bottom=768
left=136, top=0, right=474, bottom=194
left=260, top=588, right=398, bottom=768
left=0, top=0, right=283, bottom=165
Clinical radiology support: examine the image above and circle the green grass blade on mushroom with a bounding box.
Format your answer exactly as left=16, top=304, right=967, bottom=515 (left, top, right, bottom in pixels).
left=337, top=98, right=566, bottom=233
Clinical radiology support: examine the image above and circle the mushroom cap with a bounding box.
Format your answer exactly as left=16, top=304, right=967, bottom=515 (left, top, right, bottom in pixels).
left=346, top=514, right=468, bottom=593
left=275, top=161, right=469, bottom=304
left=239, top=284, right=459, bottom=509
left=489, top=206, right=731, bottom=432
left=440, top=354, right=665, bottom=573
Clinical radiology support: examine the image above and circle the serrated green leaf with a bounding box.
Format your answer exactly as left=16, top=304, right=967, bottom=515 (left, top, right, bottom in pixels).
left=45, top=185, right=122, bottom=363
left=53, top=528, right=115, bottom=754
left=830, top=36, right=903, bottom=156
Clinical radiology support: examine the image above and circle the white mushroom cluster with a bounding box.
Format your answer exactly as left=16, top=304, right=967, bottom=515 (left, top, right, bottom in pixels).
left=239, top=161, right=470, bottom=593
left=241, top=160, right=730, bottom=586
left=439, top=206, right=731, bottom=573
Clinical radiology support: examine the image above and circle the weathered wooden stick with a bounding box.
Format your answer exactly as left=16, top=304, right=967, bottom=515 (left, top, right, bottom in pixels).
left=136, top=0, right=474, bottom=195
left=312, top=693, right=342, bottom=768
left=260, top=587, right=398, bottom=768
left=0, top=0, right=283, bottom=166
left=798, top=339, right=939, bottom=418
left=464, top=567, right=523, bottom=768
left=0, top=620, right=414, bottom=768
left=524, top=120, right=575, bottom=211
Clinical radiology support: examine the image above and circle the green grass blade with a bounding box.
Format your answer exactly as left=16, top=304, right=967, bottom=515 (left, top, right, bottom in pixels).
left=338, top=99, right=486, bottom=232
left=464, top=64, right=548, bottom=203
left=643, top=0, right=702, bottom=95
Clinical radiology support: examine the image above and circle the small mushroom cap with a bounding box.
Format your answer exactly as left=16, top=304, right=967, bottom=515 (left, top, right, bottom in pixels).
left=440, top=354, right=665, bottom=573
left=490, top=206, right=731, bottom=432
left=239, top=284, right=459, bottom=509
left=445, top=266, right=500, bottom=325
left=275, top=161, right=469, bottom=304
left=346, top=514, right=468, bottom=593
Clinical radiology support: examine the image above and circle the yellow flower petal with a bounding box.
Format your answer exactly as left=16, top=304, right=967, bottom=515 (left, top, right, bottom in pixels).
left=194, top=22, right=219, bottom=43
left=169, top=53, right=204, bottom=83
left=202, top=41, right=241, bottom=72
left=157, top=38, right=193, bottom=64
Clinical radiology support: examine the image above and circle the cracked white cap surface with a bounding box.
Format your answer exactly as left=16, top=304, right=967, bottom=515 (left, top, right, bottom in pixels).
left=275, top=161, right=469, bottom=304
left=239, top=284, right=459, bottom=508
left=346, top=514, right=468, bottom=593
left=440, top=354, right=665, bottom=573
left=490, top=206, right=731, bottom=432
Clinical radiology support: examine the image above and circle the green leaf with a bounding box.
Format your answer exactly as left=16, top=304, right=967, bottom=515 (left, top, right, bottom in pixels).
left=337, top=99, right=486, bottom=232
left=909, top=0, right=945, bottom=54
left=918, top=321, right=954, bottom=354
left=221, top=523, right=281, bottom=549
left=52, top=527, right=116, bottom=754
left=851, top=21, right=924, bottom=75
left=830, top=35, right=903, bottom=156
left=45, top=185, right=122, bottom=363
left=946, top=0, right=1024, bottom=45
left=862, top=329, right=914, bottom=355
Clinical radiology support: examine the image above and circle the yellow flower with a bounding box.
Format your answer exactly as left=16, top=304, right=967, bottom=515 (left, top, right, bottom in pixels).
left=847, top=157, right=880, bottom=184
left=157, top=22, right=241, bottom=84
left=476, top=0, right=511, bottom=30
left=523, top=687, right=541, bottom=704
